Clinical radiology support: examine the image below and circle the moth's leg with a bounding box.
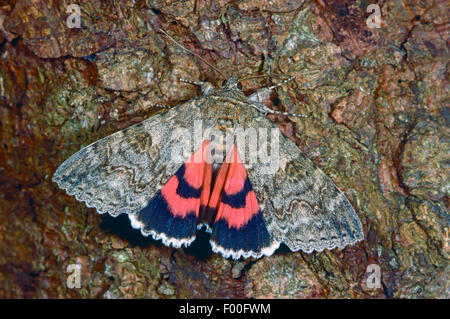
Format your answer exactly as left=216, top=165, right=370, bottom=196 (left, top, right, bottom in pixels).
left=179, top=78, right=205, bottom=86
left=247, top=75, right=294, bottom=104
left=267, top=75, right=296, bottom=90
left=247, top=101, right=274, bottom=116
left=247, top=75, right=307, bottom=118
left=179, top=78, right=215, bottom=96
left=152, top=103, right=169, bottom=109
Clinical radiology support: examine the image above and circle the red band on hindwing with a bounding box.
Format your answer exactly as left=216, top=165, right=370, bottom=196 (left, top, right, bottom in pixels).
left=211, top=145, right=260, bottom=229
left=208, top=144, right=276, bottom=258
left=161, top=177, right=200, bottom=218
left=160, top=140, right=212, bottom=218
left=215, top=191, right=259, bottom=228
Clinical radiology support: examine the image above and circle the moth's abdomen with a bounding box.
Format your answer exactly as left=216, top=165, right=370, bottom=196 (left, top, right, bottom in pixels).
left=208, top=125, right=234, bottom=172
left=210, top=133, right=227, bottom=171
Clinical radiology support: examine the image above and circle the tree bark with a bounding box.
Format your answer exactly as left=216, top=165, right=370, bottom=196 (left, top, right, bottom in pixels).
left=0, top=0, right=448, bottom=298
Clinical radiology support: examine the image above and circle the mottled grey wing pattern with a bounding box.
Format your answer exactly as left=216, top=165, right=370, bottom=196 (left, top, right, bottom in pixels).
left=243, top=111, right=364, bottom=253
left=52, top=97, right=207, bottom=217
left=53, top=74, right=363, bottom=255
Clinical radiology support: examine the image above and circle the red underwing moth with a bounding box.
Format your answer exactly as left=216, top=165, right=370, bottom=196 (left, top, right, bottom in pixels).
left=52, top=74, right=364, bottom=259
left=52, top=34, right=364, bottom=260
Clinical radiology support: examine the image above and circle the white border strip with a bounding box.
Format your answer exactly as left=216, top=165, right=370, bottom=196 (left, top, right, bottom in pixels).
left=128, top=213, right=196, bottom=248
left=210, top=240, right=280, bottom=260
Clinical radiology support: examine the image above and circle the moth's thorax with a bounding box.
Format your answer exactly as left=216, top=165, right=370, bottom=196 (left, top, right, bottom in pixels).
left=203, top=86, right=251, bottom=171
left=212, top=84, right=248, bottom=100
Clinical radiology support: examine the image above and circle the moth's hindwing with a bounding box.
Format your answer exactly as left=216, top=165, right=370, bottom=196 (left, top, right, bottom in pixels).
left=208, top=145, right=280, bottom=260
left=130, top=141, right=212, bottom=248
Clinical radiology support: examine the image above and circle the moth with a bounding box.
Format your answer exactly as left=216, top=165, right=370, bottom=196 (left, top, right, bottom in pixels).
left=53, top=32, right=364, bottom=260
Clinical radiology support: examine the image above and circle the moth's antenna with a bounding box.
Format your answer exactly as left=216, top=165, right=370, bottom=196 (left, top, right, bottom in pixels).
left=238, top=74, right=293, bottom=81
left=249, top=102, right=308, bottom=118
left=158, top=29, right=226, bottom=79
left=238, top=70, right=320, bottom=82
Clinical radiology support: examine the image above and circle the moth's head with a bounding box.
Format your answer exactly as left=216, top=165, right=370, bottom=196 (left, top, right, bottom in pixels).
left=222, top=75, right=242, bottom=91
